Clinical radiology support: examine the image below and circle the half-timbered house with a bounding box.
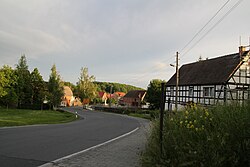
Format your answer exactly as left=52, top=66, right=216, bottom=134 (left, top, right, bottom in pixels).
left=166, top=46, right=250, bottom=109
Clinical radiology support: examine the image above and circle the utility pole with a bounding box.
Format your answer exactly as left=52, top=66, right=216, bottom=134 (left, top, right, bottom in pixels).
left=109, top=85, right=113, bottom=107
left=175, top=52, right=179, bottom=111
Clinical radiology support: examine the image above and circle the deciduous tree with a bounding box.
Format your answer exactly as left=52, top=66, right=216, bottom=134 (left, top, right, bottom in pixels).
left=0, top=65, right=18, bottom=108
left=146, top=79, right=164, bottom=110
left=77, top=67, right=97, bottom=103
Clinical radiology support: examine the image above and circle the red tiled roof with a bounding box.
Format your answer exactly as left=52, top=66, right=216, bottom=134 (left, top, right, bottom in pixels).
left=98, top=92, right=106, bottom=98
left=114, top=92, right=126, bottom=97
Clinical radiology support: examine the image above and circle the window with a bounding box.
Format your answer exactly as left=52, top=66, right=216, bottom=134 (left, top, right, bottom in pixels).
left=203, top=87, right=214, bottom=97
left=189, top=86, right=194, bottom=97
left=170, top=86, right=174, bottom=96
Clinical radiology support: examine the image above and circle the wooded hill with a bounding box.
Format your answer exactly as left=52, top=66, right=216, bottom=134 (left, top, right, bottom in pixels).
left=94, top=81, right=144, bottom=93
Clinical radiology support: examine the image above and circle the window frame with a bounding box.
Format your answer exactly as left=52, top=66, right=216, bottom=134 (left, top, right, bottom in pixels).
left=203, top=86, right=214, bottom=97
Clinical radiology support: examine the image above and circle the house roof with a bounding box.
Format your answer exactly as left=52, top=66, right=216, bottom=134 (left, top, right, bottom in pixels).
left=124, top=90, right=146, bottom=99
left=98, top=92, right=106, bottom=98
left=166, top=51, right=249, bottom=86
left=114, top=92, right=126, bottom=97
left=63, top=86, right=73, bottom=96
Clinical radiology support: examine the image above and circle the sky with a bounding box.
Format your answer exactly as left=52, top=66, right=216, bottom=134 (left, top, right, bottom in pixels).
left=0, top=0, right=249, bottom=89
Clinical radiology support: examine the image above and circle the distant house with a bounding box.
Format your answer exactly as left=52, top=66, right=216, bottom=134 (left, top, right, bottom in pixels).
left=166, top=46, right=250, bottom=109
left=61, top=86, right=74, bottom=107
left=120, top=90, right=146, bottom=107
left=98, top=92, right=108, bottom=105
left=73, top=97, right=82, bottom=106
left=98, top=91, right=126, bottom=105
left=61, top=86, right=82, bottom=107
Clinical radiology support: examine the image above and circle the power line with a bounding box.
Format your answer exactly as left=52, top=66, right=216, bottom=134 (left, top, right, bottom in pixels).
left=182, top=0, right=244, bottom=57
left=180, top=0, right=231, bottom=53
left=122, top=0, right=245, bottom=86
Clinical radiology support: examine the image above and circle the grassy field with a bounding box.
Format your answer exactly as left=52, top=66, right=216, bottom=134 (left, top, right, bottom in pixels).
left=0, top=108, right=78, bottom=127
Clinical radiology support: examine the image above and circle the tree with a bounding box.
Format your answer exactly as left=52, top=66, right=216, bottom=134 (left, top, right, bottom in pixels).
left=47, top=64, right=64, bottom=109
left=94, top=81, right=143, bottom=93
left=77, top=67, right=97, bottom=103
left=0, top=65, right=18, bottom=108
left=1, top=87, right=18, bottom=109
left=15, top=55, right=32, bottom=108
left=146, top=79, right=164, bottom=110
left=0, top=70, right=7, bottom=97
left=31, top=68, right=46, bottom=109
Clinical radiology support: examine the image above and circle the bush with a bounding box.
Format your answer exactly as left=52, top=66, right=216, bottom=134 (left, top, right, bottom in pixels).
left=142, top=103, right=250, bottom=167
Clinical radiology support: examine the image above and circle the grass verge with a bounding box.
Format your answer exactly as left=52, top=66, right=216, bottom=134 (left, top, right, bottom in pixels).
left=141, top=103, right=250, bottom=167
left=0, top=108, right=78, bottom=127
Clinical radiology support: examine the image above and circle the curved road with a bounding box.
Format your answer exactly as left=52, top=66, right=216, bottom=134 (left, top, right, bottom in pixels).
left=0, top=107, right=140, bottom=167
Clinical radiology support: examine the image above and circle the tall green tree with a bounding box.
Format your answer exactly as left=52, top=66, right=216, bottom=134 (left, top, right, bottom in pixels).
left=31, top=68, right=46, bottom=109
left=146, top=79, right=164, bottom=110
left=15, top=55, right=32, bottom=108
left=47, top=64, right=64, bottom=109
left=0, top=65, right=18, bottom=108
left=77, top=67, right=97, bottom=102
left=0, top=70, right=7, bottom=97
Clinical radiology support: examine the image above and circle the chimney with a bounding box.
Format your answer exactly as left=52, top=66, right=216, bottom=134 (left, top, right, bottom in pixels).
left=239, top=46, right=246, bottom=59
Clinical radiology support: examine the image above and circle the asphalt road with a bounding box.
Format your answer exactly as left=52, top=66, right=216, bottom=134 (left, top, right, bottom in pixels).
left=0, top=107, right=140, bottom=167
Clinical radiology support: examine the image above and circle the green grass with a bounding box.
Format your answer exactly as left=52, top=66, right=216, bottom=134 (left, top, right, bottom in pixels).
left=0, top=108, right=78, bottom=127
left=128, top=113, right=152, bottom=120
left=141, top=102, right=250, bottom=167
left=128, top=110, right=159, bottom=120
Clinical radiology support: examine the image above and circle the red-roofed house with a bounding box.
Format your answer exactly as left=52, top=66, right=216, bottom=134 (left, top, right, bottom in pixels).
left=98, top=92, right=108, bottom=105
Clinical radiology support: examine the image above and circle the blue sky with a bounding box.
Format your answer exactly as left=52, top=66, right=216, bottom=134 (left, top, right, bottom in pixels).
left=0, top=0, right=249, bottom=88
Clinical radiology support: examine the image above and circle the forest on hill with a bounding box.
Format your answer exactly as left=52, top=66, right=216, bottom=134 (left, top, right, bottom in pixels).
left=64, top=81, right=144, bottom=95
left=94, top=81, right=144, bottom=93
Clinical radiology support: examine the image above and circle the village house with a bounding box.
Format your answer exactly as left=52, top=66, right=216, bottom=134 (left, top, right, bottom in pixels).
left=98, top=91, right=126, bottom=105
left=98, top=92, right=108, bottom=105
left=61, top=86, right=82, bottom=107
left=119, top=90, right=146, bottom=107
left=166, top=46, right=250, bottom=110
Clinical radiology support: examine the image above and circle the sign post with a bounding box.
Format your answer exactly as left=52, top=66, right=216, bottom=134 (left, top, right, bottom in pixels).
left=160, top=82, right=166, bottom=154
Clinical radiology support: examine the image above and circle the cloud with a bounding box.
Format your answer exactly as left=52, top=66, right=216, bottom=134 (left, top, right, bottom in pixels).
left=0, top=0, right=249, bottom=88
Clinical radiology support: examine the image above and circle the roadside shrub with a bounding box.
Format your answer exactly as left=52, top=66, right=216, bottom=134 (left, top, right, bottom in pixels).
left=94, top=106, right=159, bottom=120
left=142, top=103, right=250, bottom=167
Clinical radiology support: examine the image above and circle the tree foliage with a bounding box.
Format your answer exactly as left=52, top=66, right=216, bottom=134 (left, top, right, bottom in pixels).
left=15, top=55, right=33, bottom=108
left=0, top=69, right=8, bottom=97
left=31, top=68, right=46, bottom=109
left=77, top=67, right=97, bottom=102
left=95, top=81, right=143, bottom=93
left=146, top=79, right=164, bottom=110
left=47, top=64, right=64, bottom=109
left=0, top=65, right=18, bottom=108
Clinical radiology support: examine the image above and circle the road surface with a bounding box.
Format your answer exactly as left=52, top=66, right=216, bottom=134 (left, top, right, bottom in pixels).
left=0, top=107, right=140, bottom=167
